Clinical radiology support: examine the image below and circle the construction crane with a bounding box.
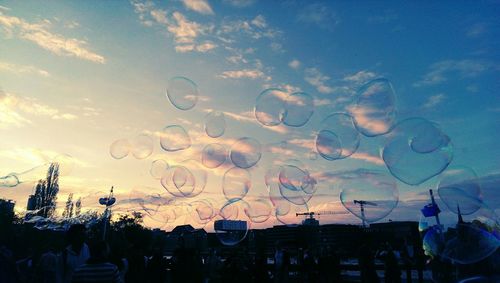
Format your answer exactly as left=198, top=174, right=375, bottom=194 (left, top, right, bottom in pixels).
left=353, top=200, right=377, bottom=227
left=296, top=211, right=349, bottom=226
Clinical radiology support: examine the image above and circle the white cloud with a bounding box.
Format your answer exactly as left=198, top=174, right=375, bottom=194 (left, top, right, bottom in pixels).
left=414, top=59, right=490, bottom=87
left=288, top=59, right=301, bottom=70
left=251, top=15, right=267, bottom=28
left=218, top=69, right=265, bottom=79
left=0, top=61, right=50, bottom=77
left=343, top=70, right=376, bottom=84
left=196, top=41, right=217, bottom=52
left=423, top=93, right=446, bottom=109
left=222, top=0, right=255, bottom=7
left=297, top=3, right=339, bottom=30
left=168, top=12, right=204, bottom=43
left=0, top=11, right=105, bottom=63
left=175, top=41, right=217, bottom=53
left=182, top=0, right=214, bottom=15
left=304, top=68, right=333, bottom=94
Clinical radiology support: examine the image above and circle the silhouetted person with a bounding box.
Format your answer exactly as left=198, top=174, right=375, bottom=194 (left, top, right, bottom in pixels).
left=62, top=224, right=90, bottom=283
left=35, top=245, right=59, bottom=283
left=125, top=244, right=147, bottom=283
left=71, top=240, right=122, bottom=283
left=382, top=246, right=401, bottom=283
left=359, top=244, right=379, bottom=283
left=274, top=242, right=290, bottom=283
left=170, top=238, right=203, bottom=283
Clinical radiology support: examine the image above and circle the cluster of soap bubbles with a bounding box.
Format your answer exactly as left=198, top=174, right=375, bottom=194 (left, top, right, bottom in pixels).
left=110, top=134, right=154, bottom=159
left=255, top=88, right=314, bottom=127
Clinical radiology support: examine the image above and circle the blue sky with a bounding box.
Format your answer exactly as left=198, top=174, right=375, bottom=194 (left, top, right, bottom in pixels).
left=0, top=0, right=499, bottom=230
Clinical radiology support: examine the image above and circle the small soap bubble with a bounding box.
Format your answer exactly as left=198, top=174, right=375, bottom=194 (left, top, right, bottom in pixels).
left=282, top=92, right=314, bottom=127
left=131, top=134, right=154, bottom=159
left=230, top=137, right=262, bottom=169
left=204, top=111, right=226, bottom=138
left=166, top=76, right=199, bottom=110
left=110, top=139, right=131, bottom=159
left=222, top=167, right=251, bottom=201
left=150, top=159, right=169, bottom=179
left=160, top=125, right=191, bottom=152
left=201, top=143, right=227, bottom=169
left=316, top=113, right=359, bottom=160
left=254, top=88, right=286, bottom=126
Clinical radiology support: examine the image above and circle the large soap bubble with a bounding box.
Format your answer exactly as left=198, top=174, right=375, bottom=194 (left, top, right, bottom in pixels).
left=316, top=113, right=359, bottom=160
left=222, top=167, right=251, bottom=200
left=243, top=199, right=272, bottom=223
left=161, top=159, right=206, bottom=198
left=204, top=111, right=226, bottom=138
left=131, top=134, right=154, bottom=159
left=382, top=118, right=453, bottom=185
left=201, top=143, right=227, bottom=169
left=438, top=166, right=482, bottom=215
left=277, top=161, right=317, bottom=205
left=282, top=92, right=314, bottom=127
left=160, top=125, right=191, bottom=152
left=166, top=76, right=199, bottom=110
left=189, top=199, right=216, bottom=226
left=351, top=78, right=397, bottom=137
left=150, top=159, right=169, bottom=179
left=216, top=199, right=250, bottom=246
left=275, top=202, right=309, bottom=225
left=230, top=137, right=262, bottom=169
left=254, top=88, right=286, bottom=126
left=110, top=139, right=131, bottom=159
left=339, top=170, right=399, bottom=224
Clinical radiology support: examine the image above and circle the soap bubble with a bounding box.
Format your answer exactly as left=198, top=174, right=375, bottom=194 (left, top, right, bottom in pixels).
left=382, top=118, right=453, bottom=185
left=222, top=167, right=251, bottom=200
left=339, top=170, right=399, bottom=224
left=0, top=174, right=19, bottom=187
left=201, top=143, right=227, bottom=169
left=204, top=111, right=226, bottom=138
left=275, top=202, right=309, bottom=225
left=160, top=125, right=191, bottom=152
left=150, top=159, right=169, bottom=179
left=131, top=134, right=154, bottom=159
left=351, top=78, right=397, bottom=137
left=189, top=199, right=216, bottom=225
left=278, top=161, right=317, bottom=205
left=161, top=160, right=206, bottom=198
left=216, top=199, right=250, bottom=246
left=438, top=167, right=482, bottom=215
left=243, top=199, right=272, bottom=223
left=255, top=88, right=286, bottom=126
left=166, top=76, right=199, bottom=110
left=316, top=113, right=359, bottom=160
left=282, top=92, right=314, bottom=127
left=230, top=137, right=262, bottom=169
left=110, top=139, right=131, bottom=159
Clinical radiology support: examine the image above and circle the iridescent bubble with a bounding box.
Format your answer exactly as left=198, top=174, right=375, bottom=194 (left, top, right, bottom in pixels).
left=110, top=139, right=131, bottom=159
left=278, top=162, right=317, bottom=205
left=201, top=143, right=227, bottom=169
left=409, top=120, right=450, bottom=154
left=161, top=166, right=195, bottom=197
left=382, top=118, right=453, bottom=185
left=160, top=125, right=191, bottom=152
left=0, top=174, right=19, bottom=187
left=275, top=202, right=309, bottom=225
left=254, top=88, right=286, bottom=126
left=131, top=134, right=154, bottom=159
left=438, top=166, right=482, bottom=215
left=339, top=170, right=399, bottom=224
left=222, top=167, right=251, bottom=201
left=282, top=92, right=314, bottom=127
left=351, top=78, right=397, bottom=137
left=216, top=200, right=250, bottom=246
left=166, top=76, right=199, bottom=111
left=230, top=137, right=262, bottom=169
left=204, top=111, right=226, bottom=138
left=243, top=199, right=272, bottom=223
left=189, top=199, right=216, bottom=225
left=150, top=159, right=169, bottom=179
left=316, top=113, right=359, bottom=160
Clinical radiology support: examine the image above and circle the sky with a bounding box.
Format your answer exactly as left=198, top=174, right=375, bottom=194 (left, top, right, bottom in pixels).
left=0, top=0, right=499, bottom=231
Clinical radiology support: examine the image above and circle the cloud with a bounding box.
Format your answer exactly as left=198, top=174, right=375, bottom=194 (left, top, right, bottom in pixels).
left=0, top=11, right=105, bottom=63
left=218, top=69, right=266, bottom=79
left=182, top=0, right=214, bottom=15
left=297, top=3, right=339, bottom=30
left=349, top=152, right=384, bottom=166
left=423, top=93, right=446, bottom=109
left=218, top=15, right=280, bottom=40
left=0, top=61, right=50, bottom=77
left=168, top=12, right=206, bottom=43
left=222, top=0, right=255, bottom=7
left=347, top=104, right=392, bottom=134
left=414, top=59, right=491, bottom=87
left=175, top=41, right=217, bottom=53
left=304, top=68, right=333, bottom=94
left=343, top=70, right=376, bottom=84
left=288, top=59, right=301, bottom=70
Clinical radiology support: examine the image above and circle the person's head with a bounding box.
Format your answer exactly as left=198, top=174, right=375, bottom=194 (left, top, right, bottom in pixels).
left=67, top=224, right=86, bottom=247
left=89, top=240, right=110, bottom=260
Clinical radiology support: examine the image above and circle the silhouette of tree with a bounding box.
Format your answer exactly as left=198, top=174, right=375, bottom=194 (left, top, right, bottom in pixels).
left=62, top=193, right=74, bottom=218
left=75, top=197, right=82, bottom=216
left=32, top=163, right=60, bottom=218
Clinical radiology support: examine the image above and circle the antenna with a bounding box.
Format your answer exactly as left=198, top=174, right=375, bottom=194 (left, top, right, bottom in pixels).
left=353, top=200, right=377, bottom=227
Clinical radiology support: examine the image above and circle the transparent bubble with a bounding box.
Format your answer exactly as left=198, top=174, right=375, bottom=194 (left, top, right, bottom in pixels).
left=131, top=134, right=154, bottom=159
left=230, top=137, right=262, bottom=169
left=278, top=162, right=316, bottom=205
left=282, top=92, right=314, bottom=127
left=222, top=167, right=251, bottom=201
left=339, top=170, right=399, bottom=224
left=189, top=199, right=216, bottom=225
left=243, top=199, right=272, bottom=223
left=438, top=166, right=482, bottom=215
left=216, top=200, right=250, bottom=246
left=308, top=151, right=318, bottom=160
left=110, top=139, right=131, bottom=159
left=201, top=143, right=227, bottom=169
left=254, top=88, right=286, bottom=126
left=409, top=120, right=450, bottom=154
left=166, top=76, right=199, bottom=110
left=150, top=159, right=169, bottom=179
left=351, top=78, right=397, bottom=137
left=0, top=174, right=19, bottom=187
left=52, top=154, right=75, bottom=176
left=316, top=113, right=359, bottom=160
left=204, top=110, right=226, bottom=138
left=275, top=202, right=309, bottom=225
left=382, top=118, right=453, bottom=185
left=161, top=159, right=206, bottom=198
left=160, top=125, right=191, bottom=152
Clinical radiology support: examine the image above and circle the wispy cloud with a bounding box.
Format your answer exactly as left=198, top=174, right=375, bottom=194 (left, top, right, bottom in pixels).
left=414, top=59, right=491, bottom=87
left=222, top=0, right=255, bottom=7
left=218, top=68, right=266, bottom=79
left=0, top=61, right=50, bottom=77
left=350, top=152, right=384, bottom=165
left=175, top=41, right=217, bottom=53
left=288, top=59, right=301, bottom=70
left=0, top=10, right=105, bottom=63
left=304, top=67, right=333, bottom=94
left=343, top=70, right=377, bottom=85
left=423, top=93, right=446, bottom=109
left=297, top=3, right=339, bottom=30
left=182, top=0, right=214, bottom=15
